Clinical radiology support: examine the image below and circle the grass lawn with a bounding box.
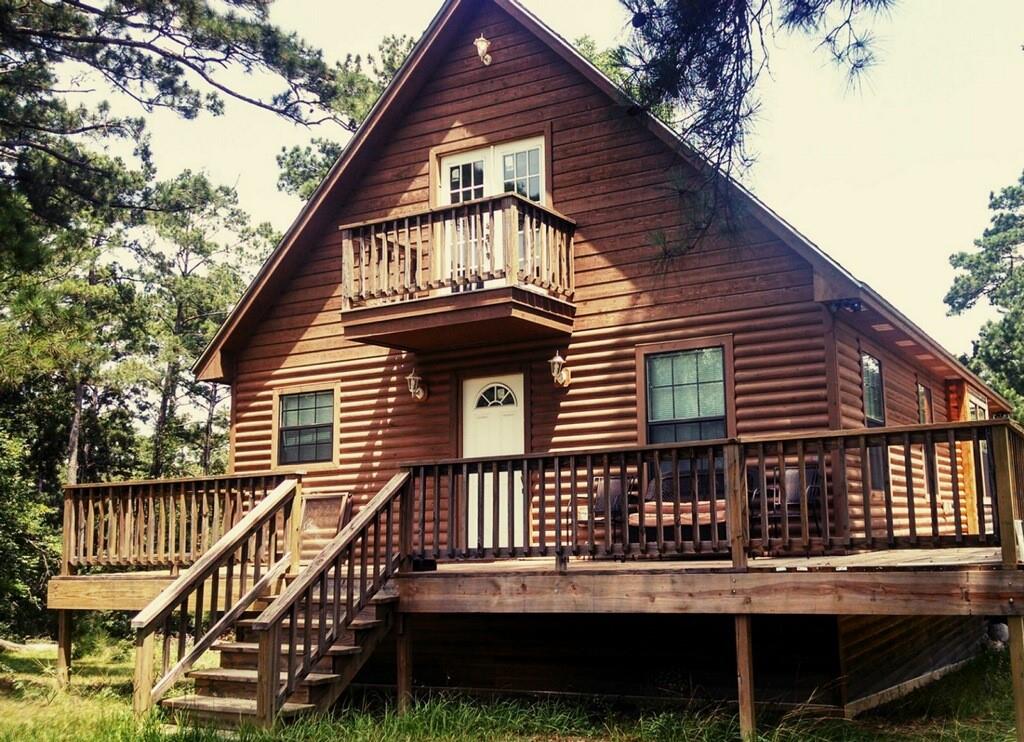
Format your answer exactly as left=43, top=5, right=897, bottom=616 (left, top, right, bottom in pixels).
left=0, top=638, right=1017, bottom=741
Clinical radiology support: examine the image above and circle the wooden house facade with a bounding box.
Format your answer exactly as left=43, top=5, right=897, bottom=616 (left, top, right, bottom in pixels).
left=47, top=1, right=1024, bottom=738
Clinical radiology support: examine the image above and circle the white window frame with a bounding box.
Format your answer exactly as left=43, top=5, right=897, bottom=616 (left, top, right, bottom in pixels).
left=438, top=136, right=546, bottom=206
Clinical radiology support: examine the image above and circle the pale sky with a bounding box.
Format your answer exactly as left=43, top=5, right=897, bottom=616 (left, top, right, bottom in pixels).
left=134, top=0, right=1024, bottom=356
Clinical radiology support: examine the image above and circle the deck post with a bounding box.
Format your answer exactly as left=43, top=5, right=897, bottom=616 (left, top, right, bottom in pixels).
left=56, top=610, right=72, bottom=688
left=132, top=630, right=154, bottom=715
left=287, top=473, right=305, bottom=576
left=725, top=443, right=748, bottom=570
left=396, top=614, right=413, bottom=714
left=992, top=424, right=1020, bottom=567
left=734, top=614, right=755, bottom=741
left=994, top=424, right=1024, bottom=741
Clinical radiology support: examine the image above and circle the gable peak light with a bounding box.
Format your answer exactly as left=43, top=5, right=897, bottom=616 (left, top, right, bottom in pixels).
left=474, top=34, right=492, bottom=66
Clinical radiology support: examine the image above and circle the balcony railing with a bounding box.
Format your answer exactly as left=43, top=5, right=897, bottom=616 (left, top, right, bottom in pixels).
left=339, top=193, right=575, bottom=310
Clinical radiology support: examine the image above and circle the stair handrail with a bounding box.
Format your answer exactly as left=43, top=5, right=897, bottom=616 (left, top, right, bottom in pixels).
left=130, top=476, right=303, bottom=714
left=251, top=471, right=411, bottom=724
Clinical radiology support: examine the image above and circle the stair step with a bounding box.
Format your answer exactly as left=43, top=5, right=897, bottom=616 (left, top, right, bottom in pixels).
left=212, top=640, right=362, bottom=657
left=160, top=695, right=314, bottom=725
left=188, top=667, right=339, bottom=686
left=235, top=617, right=383, bottom=632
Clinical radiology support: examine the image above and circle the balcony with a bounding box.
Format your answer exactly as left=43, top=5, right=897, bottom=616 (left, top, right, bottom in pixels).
left=338, top=193, right=576, bottom=351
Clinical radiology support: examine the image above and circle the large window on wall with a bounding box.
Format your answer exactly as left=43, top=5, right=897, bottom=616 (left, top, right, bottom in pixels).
left=278, top=389, right=334, bottom=465
left=861, top=352, right=887, bottom=489
left=645, top=346, right=727, bottom=443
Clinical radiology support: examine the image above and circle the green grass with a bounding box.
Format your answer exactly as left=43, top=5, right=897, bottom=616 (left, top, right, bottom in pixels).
left=0, top=639, right=1017, bottom=741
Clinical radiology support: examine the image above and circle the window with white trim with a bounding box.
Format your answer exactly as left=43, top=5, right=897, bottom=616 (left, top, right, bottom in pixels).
left=438, top=137, right=545, bottom=205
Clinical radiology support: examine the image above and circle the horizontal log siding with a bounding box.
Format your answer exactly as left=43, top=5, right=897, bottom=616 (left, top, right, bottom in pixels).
left=832, top=319, right=972, bottom=540
left=230, top=3, right=825, bottom=546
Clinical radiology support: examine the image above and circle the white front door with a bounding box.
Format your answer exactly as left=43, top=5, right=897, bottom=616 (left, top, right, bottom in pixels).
left=462, top=373, right=526, bottom=550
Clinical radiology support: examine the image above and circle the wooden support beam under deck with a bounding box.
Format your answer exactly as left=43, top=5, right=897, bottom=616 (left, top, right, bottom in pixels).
left=56, top=610, right=72, bottom=688
left=396, top=614, right=413, bottom=714
left=735, top=615, right=755, bottom=741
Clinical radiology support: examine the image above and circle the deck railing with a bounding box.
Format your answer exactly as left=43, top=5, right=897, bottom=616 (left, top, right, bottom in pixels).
left=62, top=473, right=288, bottom=573
left=339, top=193, right=575, bottom=309
left=401, top=420, right=1024, bottom=564
left=130, top=477, right=302, bottom=714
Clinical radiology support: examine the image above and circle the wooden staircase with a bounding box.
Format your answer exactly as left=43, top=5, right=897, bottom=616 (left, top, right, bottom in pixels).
left=130, top=471, right=412, bottom=731
left=160, top=578, right=399, bottom=729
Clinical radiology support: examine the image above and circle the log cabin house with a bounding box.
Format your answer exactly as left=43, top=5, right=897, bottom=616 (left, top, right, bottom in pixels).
left=47, top=0, right=1024, bottom=738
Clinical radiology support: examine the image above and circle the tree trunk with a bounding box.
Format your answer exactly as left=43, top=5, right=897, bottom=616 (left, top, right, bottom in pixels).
left=149, top=361, right=180, bottom=478
left=200, top=383, right=221, bottom=474
left=66, top=380, right=84, bottom=486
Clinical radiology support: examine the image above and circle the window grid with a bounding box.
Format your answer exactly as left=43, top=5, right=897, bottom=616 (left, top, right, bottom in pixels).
left=449, top=160, right=484, bottom=204
left=646, top=347, right=726, bottom=443
left=502, top=147, right=541, bottom=202
left=279, top=390, right=334, bottom=465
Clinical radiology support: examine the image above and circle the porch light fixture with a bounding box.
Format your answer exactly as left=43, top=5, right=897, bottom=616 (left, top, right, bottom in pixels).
left=549, top=351, right=571, bottom=388
left=474, top=34, right=492, bottom=66
left=406, top=369, right=428, bottom=402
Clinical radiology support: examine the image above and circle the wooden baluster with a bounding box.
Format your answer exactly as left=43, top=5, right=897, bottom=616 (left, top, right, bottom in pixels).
left=318, top=570, right=328, bottom=657
left=491, top=460, right=500, bottom=557
left=973, top=430, right=989, bottom=540
left=758, top=444, right=769, bottom=553
left=619, top=453, right=629, bottom=554
left=585, top=455, right=596, bottom=555
left=948, top=428, right=964, bottom=543
left=709, top=446, right=720, bottom=553
left=880, top=435, right=895, bottom=546
left=568, top=455, right=578, bottom=557
left=476, top=461, right=485, bottom=557
left=554, top=456, right=563, bottom=560
left=359, top=527, right=369, bottom=603
left=177, top=598, right=187, bottom=662
left=903, top=433, right=917, bottom=545
left=446, top=465, right=456, bottom=559
left=925, top=431, right=940, bottom=543
left=432, top=466, right=441, bottom=560
left=819, top=439, right=832, bottom=550
left=287, top=601, right=298, bottom=688
left=302, top=588, right=313, bottom=674
left=653, top=450, right=664, bottom=554
left=602, top=454, right=612, bottom=555
left=689, top=449, right=700, bottom=552
left=671, top=449, right=682, bottom=552
left=224, top=552, right=235, bottom=610
left=506, top=460, right=516, bottom=556
left=193, top=575, right=205, bottom=640
left=538, top=456, right=548, bottom=555
left=859, top=436, right=872, bottom=547
left=523, top=458, right=533, bottom=556
left=797, top=441, right=809, bottom=550
left=777, top=441, right=790, bottom=551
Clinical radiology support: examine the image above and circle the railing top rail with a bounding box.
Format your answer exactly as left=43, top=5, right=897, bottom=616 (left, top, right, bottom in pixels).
left=398, top=419, right=1013, bottom=469
left=398, top=437, right=737, bottom=470
left=130, top=477, right=297, bottom=631
left=65, top=470, right=289, bottom=492
left=738, top=418, right=1010, bottom=445
left=336, top=192, right=576, bottom=233
left=251, top=470, right=409, bottom=631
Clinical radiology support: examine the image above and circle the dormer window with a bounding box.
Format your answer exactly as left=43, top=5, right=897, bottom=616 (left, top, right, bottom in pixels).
left=439, top=136, right=545, bottom=206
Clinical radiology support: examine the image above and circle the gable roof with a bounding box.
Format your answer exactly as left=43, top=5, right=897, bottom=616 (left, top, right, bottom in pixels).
left=193, top=0, right=1009, bottom=413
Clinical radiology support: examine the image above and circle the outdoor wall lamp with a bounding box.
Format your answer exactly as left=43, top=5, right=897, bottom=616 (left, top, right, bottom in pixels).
left=406, top=368, right=428, bottom=402
left=474, top=34, right=492, bottom=66
left=549, top=351, right=571, bottom=388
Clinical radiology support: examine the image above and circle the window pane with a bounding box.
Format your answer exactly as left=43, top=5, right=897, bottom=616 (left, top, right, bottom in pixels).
left=298, top=407, right=315, bottom=426
left=528, top=176, right=540, bottom=201
left=300, top=444, right=315, bottom=462
left=698, top=381, right=725, bottom=417
left=649, top=387, right=674, bottom=421
left=674, top=385, right=699, bottom=419
left=282, top=430, right=299, bottom=447
left=697, top=348, right=723, bottom=381
left=649, top=424, right=676, bottom=443
left=461, top=163, right=471, bottom=185
left=473, top=160, right=484, bottom=185
left=516, top=151, right=527, bottom=174
left=316, top=426, right=332, bottom=443
left=701, top=420, right=726, bottom=440
left=862, top=353, right=884, bottom=423
left=504, top=154, right=514, bottom=181
left=450, top=166, right=460, bottom=188
left=515, top=180, right=526, bottom=197
left=649, top=356, right=673, bottom=386
left=674, top=422, right=702, bottom=442
left=473, top=186, right=484, bottom=199
left=316, top=443, right=333, bottom=461
left=673, top=353, right=697, bottom=385
left=528, top=148, right=539, bottom=174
